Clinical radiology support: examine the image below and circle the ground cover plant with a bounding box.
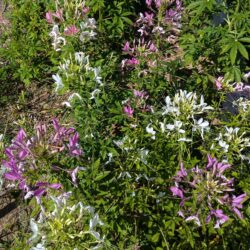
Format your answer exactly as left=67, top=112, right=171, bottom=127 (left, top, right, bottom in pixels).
left=0, top=0, right=250, bottom=249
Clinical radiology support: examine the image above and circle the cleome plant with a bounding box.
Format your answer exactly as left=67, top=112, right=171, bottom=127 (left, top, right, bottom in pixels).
left=0, top=0, right=250, bottom=249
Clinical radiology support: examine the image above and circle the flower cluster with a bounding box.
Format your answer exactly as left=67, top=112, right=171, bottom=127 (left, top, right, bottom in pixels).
left=170, top=156, right=247, bottom=228
left=49, top=24, right=66, bottom=51
left=233, top=97, right=250, bottom=114
left=121, top=1, right=183, bottom=70
left=212, top=127, right=250, bottom=158
left=28, top=192, right=104, bottom=249
left=46, top=1, right=96, bottom=51
left=162, top=90, right=213, bottom=118
left=215, top=74, right=250, bottom=92
left=165, top=0, right=183, bottom=29
left=52, top=51, right=102, bottom=99
left=2, top=119, right=83, bottom=201
left=123, top=88, right=152, bottom=119
left=145, top=90, right=212, bottom=141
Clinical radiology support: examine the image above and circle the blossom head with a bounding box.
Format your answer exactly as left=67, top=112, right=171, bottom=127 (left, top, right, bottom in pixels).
left=170, top=156, right=247, bottom=228
left=45, top=11, right=53, bottom=24
left=123, top=105, right=134, bottom=118
left=64, top=25, right=80, bottom=36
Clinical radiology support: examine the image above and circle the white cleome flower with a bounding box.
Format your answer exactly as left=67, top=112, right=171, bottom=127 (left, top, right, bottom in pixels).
left=52, top=74, right=64, bottom=92
left=192, top=118, right=210, bottom=139
left=146, top=124, right=156, bottom=139
left=166, top=120, right=185, bottom=134
left=90, top=89, right=101, bottom=100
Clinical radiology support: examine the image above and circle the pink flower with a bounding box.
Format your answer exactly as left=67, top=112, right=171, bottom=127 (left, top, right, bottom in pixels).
left=149, top=42, right=157, bottom=52
left=144, top=12, right=154, bottom=26
left=123, top=105, right=134, bottom=118
left=133, top=89, right=147, bottom=98
left=49, top=183, right=62, bottom=189
left=64, top=25, right=80, bottom=36
left=216, top=162, right=231, bottom=175
left=207, top=209, right=229, bottom=228
left=170, top=186, right=184, bottom=199
left=68, top=167, right=79, bottom=186
left=34, top=188, right=46, bottom=198
left=122, top=41, right=131, bottom=52
left=231, top=193, right=247, bottom=219
left=146, top=0, right=152, bottom=7
left=82, top=7, right=90, bottom=15
left=176, top=163, right=187, bottom=179
left=155, top=0, right=162, bottom=8
left=206, top=154, right=217, bottom=169
left=215, top=76, right=223, bottom=90
left=166, top=9, right=178, bottom=20
left=16, top=128, right=27, bottom=143
left=4, top=170, right=22, bottom=181
left=127, top=57, right=139, bottom=66
left=68, top=132, right=83, bottom=156
left=176, top=0, right=182, bottom=10
left=52, top=9, right=64, bottom=21
left=45, top=11, right=53, bottom=23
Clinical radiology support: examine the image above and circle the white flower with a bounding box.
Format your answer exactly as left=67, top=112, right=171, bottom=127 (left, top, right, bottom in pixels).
left=75, top=52, right=88, bottom=65
left=218, top=140, right=229, bottom=152
left=28, top=219, right=39, bottom=242
left=86, top=18, right=97, bottom=29
left=89, top=214, right=104, bottom=233
left=31, top=242, right=46, bottom=250
left=68, top=92, right=82, bottom=101
left=121, top=98, right=130, bottom=105
left=118, top=171, right=132, bottom=179
left=90, top=89, right=101, bottom=100
left=49, top=25, right=66, bottom=51
left=113, top=136, right=132, bottom=151
left=185, top=215, right=201, bottom=227
left=178, top=137, right=192, bottom=142
left=146, top=124, right=156, bottom=139
left=52, top=74, right=64, bottom=92
left=139, top=148, right=149, bottom=164
left=192, top=118, right=209, bottom=139
left=166, top=120, right=185, bottom=134
left=159, top=122, right=165, bottom=133
left=92, top=67, right=102, bottom=85
left=59, top=59, right=70, bottom=71
left=162, top=90, right=213, bottom=118
left=24, top=191, right=34, bottom=200
left=62, top=101, right=71, bottom=107
left=244, top=72, right=250, bottom=79
left=152, top=26, right=165, bottom=34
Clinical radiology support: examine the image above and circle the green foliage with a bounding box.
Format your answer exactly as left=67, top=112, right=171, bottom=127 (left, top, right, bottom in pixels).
left=1, top=0, right=250, bottom=249
left=0, top=0, right=54, bottom=84
left=180, top=0, right=250, bottom=83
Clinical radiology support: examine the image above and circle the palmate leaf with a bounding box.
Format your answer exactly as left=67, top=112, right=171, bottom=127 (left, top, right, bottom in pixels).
left=187, top=0, right=216, bottom=15
left=230, top=44, right=237, bottom=65
left=237, top=42, right=249, bottom=60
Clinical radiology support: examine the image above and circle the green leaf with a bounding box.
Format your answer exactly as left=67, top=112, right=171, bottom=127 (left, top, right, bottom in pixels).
left=237, top=42, right=249, bottom=60
left=220, top=44, right=232, bottom=54
left=92, top=159, right=100, bottom=168
left=233, top=67, right=241, bottom=83
left=239, top=37, right=250, bottom=43
left=121, top=16, right=133, bottom=25
left=230, top=44, right=237, bottom=65
left=94, top=171, right=110, bottom=181
left=151, top=233, right=160, bottom=243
